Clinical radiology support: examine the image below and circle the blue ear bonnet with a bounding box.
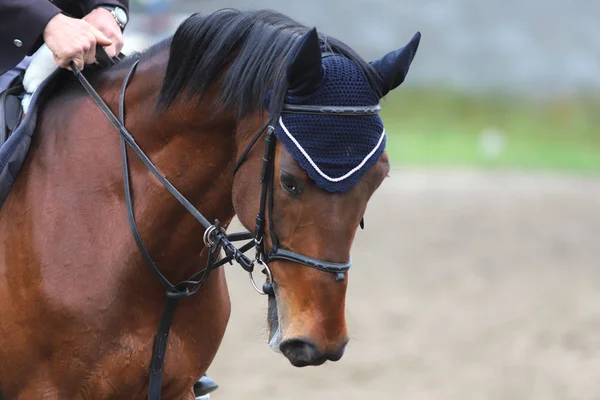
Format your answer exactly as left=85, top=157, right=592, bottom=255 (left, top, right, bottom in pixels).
left=273, top=55, right=385, bottom=193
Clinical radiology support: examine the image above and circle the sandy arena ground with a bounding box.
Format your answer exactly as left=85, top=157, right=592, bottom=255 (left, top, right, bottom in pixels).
left=209, top=169, right=600, bottom=400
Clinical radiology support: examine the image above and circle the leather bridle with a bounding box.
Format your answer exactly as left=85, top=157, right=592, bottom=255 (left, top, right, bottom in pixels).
left=70, top=50, right=381, bottom=399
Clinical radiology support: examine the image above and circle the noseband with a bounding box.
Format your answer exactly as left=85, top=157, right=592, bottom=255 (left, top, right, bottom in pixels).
left=70, top=53, right=380, bottom=399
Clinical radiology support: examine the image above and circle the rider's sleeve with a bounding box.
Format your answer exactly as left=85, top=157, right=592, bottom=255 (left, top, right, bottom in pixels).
left=0, top=0, right=61, bottom=57
left=84, top=0, right=130, bottom=20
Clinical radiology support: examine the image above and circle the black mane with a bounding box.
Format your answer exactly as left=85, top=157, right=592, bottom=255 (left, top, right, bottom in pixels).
left=148, top=9, right=382, bottom=119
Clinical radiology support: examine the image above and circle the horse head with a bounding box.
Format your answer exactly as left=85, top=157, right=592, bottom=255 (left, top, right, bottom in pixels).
left=230, top=26, right=421, bottom=367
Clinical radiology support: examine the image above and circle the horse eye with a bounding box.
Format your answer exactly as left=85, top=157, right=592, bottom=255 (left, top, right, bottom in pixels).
left=280, top=173, right=303, bottom=196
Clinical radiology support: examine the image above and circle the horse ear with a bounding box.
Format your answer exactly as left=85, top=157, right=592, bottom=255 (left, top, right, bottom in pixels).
left=287, top=27, right=323, bottom=95
left=370, top=32, right=421, bottom=97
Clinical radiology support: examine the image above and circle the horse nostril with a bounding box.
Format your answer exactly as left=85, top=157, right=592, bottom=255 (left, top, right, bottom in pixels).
left=279, top=338, right=325, bottom=367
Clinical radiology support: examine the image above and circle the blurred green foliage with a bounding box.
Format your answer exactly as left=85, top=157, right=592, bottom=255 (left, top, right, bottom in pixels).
left=381, top=88, right=600, bottom=173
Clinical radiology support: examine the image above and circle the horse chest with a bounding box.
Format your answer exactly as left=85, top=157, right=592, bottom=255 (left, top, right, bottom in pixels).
left=90, top=272, right=231, bottom=396
left=0, top=267, right=230, bottom=399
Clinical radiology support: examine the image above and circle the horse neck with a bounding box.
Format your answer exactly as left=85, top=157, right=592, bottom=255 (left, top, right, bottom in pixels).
left=94, top=56, right=240, bottom=280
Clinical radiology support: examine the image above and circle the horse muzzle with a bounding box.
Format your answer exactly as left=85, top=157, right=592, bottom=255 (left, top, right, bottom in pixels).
left=279, top=337, right=349, bottom=367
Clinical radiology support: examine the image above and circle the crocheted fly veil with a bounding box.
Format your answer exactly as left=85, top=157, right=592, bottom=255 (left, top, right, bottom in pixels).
left=269, top=27, right=420, bottom=192
left=275, top=54, right=385, bottom=192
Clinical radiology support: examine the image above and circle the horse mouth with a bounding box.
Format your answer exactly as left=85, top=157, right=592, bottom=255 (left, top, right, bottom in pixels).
left=264, top=284, right=349, bottom=366
left=267, top=291, right=281, bottom=352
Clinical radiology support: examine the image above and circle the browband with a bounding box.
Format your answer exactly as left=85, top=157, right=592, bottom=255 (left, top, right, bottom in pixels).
left=281, top=104, right=380, bottom=115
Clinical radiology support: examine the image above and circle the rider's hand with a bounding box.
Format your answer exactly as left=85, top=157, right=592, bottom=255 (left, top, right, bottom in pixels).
left=43, top=13, right=113, bottom=70
left=83, top=8, right=125, bottom=58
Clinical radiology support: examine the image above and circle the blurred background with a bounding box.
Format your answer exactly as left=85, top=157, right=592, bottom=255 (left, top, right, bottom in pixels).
left=125, top=1, right=600, bottom=399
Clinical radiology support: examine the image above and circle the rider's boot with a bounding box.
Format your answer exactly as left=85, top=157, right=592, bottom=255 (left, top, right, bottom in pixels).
left=193, top=374, right=219, bottom=399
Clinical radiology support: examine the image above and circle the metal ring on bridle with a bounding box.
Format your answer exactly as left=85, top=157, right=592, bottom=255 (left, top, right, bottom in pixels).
left=203, top=225, right=226, bottom=247
left=249, top=258, right=273, bottom=295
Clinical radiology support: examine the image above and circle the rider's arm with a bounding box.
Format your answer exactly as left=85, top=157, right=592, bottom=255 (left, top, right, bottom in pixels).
left=0, top=0, right=62, bottom=58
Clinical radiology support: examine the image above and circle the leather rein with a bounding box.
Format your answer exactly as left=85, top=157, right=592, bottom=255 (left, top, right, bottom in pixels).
left=69, top=51, right=380, bottom=399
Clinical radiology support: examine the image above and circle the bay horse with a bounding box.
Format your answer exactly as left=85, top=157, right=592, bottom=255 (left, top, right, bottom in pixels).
left=0, top=9, right=420, bottom=399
